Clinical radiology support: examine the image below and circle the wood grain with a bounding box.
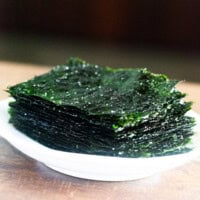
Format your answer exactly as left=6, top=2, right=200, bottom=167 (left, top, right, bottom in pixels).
left=0, top=62, right=200, bottom=200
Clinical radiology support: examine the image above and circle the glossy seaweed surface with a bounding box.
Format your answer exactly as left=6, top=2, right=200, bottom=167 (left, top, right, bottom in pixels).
left=8, top=58, right=195, bottom=157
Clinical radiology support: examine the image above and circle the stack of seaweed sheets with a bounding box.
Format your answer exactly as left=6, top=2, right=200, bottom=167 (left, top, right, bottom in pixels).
left=8, top=58, right=195, bottom=157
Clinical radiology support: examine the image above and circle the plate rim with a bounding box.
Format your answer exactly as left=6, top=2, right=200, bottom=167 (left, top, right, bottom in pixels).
left=1, top=98, right=200, bottom=181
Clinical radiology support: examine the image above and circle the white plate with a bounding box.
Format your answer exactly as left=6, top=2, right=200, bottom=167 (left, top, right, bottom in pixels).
left=0, top=98, right=200, bottom=181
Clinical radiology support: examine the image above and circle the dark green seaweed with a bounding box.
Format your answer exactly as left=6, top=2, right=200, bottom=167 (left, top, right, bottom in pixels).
left=8, top=58, right=195, bottom=157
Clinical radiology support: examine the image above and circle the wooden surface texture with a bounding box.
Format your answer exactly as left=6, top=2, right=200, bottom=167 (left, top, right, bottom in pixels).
left=0, top=62, right=200, bottom=200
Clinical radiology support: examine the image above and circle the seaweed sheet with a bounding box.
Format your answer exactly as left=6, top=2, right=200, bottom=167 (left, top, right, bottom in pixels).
left=8, top=58, right=195, bottom=157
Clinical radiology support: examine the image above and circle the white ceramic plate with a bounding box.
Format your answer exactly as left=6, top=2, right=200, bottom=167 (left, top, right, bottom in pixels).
left=0, top=98, right=200, bottom=181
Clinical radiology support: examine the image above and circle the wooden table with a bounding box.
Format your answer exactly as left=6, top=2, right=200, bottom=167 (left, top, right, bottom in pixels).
left=0, top=62, right=200, bottom=200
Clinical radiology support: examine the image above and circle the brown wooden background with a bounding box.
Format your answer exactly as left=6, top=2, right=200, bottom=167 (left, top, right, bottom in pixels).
left=0, top=0, right=200, bottom=49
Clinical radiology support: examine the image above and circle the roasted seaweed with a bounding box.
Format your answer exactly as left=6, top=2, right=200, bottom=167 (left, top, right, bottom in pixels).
left=8, top=58, right=195, bottom=157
